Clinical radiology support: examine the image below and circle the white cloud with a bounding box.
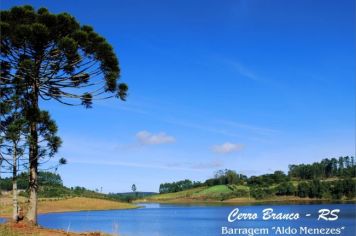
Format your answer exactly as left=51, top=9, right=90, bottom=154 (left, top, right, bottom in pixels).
left=136, top=131, right=175, bottom=145
left=164, top=160, right=223, bottom=170
left=191, top=160, right=223, bottom=169
left=212, top=142, right=244, bottom=154
left=232, top=62, right=259, bottom=81
left=219, top=120, right=279, bottom=136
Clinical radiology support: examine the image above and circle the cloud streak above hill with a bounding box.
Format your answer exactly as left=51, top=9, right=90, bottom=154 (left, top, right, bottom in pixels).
left=212, top=142, right=244, bottom=154
left=136, top=131, right=176, bottom=145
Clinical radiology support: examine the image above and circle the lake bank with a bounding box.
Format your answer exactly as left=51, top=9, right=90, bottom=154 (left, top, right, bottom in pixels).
left=0, top=196, right=137, bottom=218
left=0, top=222, right=112, bottom=236
left=139, top=195, right=356, bottom=206
left=0, top=221, right=112, bottom=236
left=0, top=197, right=137, bottom=235
left=36, top=203, right=356, bottom=236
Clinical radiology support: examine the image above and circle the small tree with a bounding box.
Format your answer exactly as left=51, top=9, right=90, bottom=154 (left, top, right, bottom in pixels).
left=1, top=93, right=63, bottom=221
left=1, top=86, right=28, bottom=221
left=131, top=184, right=137, bottom=197
left=225, top=170, right=238, bottom=185
left=1, top=6, right=127, bottom=224
left=4, top=112, right=27, bottom=221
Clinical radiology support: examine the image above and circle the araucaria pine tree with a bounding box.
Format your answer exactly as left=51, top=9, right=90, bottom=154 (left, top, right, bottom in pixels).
left=0, top=95, right=28, bottom=221
left=1, top=71, right=63, bottom=221
left=0, top=5, right=128, bottom=224
left=0, top=103, right=62, bottom=221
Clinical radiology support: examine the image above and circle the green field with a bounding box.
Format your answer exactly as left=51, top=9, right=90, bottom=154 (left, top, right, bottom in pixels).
left=147, top=185, right=250, bottom=201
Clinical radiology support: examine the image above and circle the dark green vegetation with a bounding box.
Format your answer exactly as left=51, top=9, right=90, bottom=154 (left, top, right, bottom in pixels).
left=0, top=171, right=156, bottom=202
left=109, top=182, right=157, bottom=201
left=157, top=157, right=356, bottom=201
left=1, top=5, right=127, bottom=223
left=288, top=156, right=355, bottom=179
left=1, top=172, right=63, bottom=192
left=0, top=171, right=108, bottom=199
left=159, top=179, right=204, bottom=193
left=108, top=192, right=157, bottom=202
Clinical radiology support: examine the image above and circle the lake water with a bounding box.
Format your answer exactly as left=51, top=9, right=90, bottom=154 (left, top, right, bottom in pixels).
left=37, top=203, right=355, bottom=236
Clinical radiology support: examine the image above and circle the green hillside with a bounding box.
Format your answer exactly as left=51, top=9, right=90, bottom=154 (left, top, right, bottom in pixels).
left=149, top=186, right=208, bottom=200
left=149, top=157, right=356, bottom=203
left=147, top=179, right=356, bottom=203
left=148, top=185, right=250, bottom=201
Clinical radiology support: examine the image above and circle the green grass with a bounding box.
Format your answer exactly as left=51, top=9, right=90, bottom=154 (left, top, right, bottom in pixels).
left=148, top=185, right=251, bottom=201
left=148, top=187, right=208, bottom=200
left=199, top=185, right=232, bottom=194
left=233, top=185, right=249, bottom=190
left=192, top=185, right=232, bottom=198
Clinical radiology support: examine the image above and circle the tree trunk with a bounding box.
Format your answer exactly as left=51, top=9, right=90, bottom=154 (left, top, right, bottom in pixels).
left=0, top=155, right=2, bottom=193
left=26, top=113, right=39, bottom=224
left=12, top=144, right=18, bottom=221
left=25, top=81, right=39, bottom=224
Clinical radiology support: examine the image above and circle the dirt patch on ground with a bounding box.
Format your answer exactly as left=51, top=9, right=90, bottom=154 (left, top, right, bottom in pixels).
left=0, top=221, right=110, bottom=236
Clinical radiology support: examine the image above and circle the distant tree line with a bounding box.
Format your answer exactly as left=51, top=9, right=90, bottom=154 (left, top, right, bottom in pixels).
left=247, top=171, right=289, bottom=187
left=0, top=171, right=115, bottom=199
left=159, top=179, right=203, bottom=194
left=159, top=169, right=282, bottom=194
left=288, top=156, right=355, bottom=179
left=250, top=178, right=355, bottom=200
left=0, top=171, right=62, bottom=191
left=159, top=170, right=249, bottom=194
left=107, top=192, right=156, bottom=202
left=0, top=170, right=156, bottom=202
left=206, top=169, right=247, bottom=186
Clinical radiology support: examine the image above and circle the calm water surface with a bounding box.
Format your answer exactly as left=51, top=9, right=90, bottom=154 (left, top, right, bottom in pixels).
left=38, top=203, right=356, bottom=236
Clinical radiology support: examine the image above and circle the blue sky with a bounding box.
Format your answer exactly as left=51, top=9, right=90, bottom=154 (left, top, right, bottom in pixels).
left=1, top=0, right=355, bottom=192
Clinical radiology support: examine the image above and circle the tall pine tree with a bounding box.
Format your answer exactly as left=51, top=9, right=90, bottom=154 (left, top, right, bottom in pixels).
left=1, top=6, right=128, bottom=223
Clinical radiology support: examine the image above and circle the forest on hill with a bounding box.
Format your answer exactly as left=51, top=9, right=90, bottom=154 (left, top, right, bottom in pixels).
left=158, top=156, right=356, bottom=200
left=0, top=171, right=109, bottom=199
left=0, top=171, right=155, bottom=202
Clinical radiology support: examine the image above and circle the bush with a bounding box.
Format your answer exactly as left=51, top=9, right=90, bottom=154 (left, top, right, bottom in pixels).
left=251, top=187, right=274, bottom=200
left=276, top=182, right=296, bottom=196
left=297, top=182, right=309, bottom=198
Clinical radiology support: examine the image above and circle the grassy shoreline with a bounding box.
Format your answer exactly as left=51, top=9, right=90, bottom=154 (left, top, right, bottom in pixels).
left=139, top=196, right=356, bottom=206
left=0, top=196, right=137, bottom=218
left=0, top=196, right=137, bottom=236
